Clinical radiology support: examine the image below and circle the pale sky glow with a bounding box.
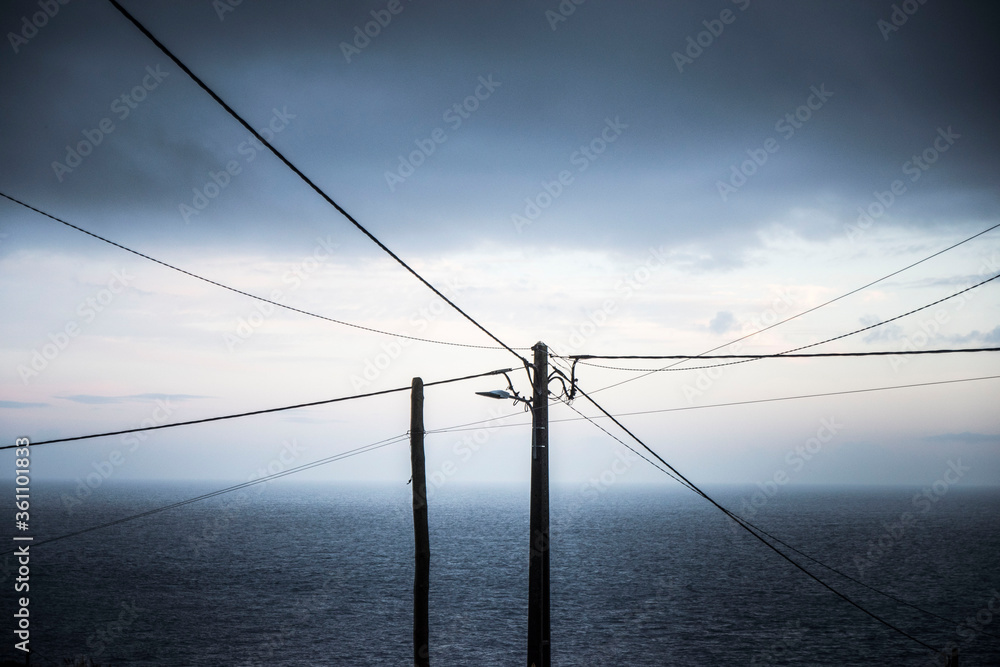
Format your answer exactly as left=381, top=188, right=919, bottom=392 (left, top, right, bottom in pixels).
left=1, top=0, right=998, bottom=491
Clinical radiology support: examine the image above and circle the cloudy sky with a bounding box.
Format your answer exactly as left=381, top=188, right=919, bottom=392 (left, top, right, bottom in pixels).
left=1, top=0, right=998, bottom=492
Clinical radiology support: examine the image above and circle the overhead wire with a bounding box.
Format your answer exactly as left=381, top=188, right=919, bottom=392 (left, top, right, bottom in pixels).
left=554, top=392, right=1000, bottom=642
left=551, top=368, right=941, bottom=653
left=566, top=346, right=1000, bottom=372
left=766, top=273, right=998, bottom=356
left=423, top=368, right=997, bottom=642
left=0, top=367, right=514, bottom=450
left=586, top=271, right=999, bottom=378
left=552, top=393, right=695, bottom=492
left=0, top=434, right=408, bottom=556
left=17, top=4, right=994, bottom=652
left=425, top=374, right=1000, bottom=435
left=588, top=221, right=1000, bottom=394
left=106, top=0, right=529, bottom=367
left=0, top=191, right=527, bottom=351
left=426, top=369, right=1000, bottom=640
left=727, top=516, right=1000, bottom=641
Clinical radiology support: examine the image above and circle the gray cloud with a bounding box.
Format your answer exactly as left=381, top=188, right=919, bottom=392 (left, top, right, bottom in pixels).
left=944, top=325, right=1000, bottom=345
left=0, top=400, right=48, bottom=408
left=0, top=0, right=997, bottom=259
left=59, top=393, right=209, bottom=405
left=708, top=311, right=737, bottom=335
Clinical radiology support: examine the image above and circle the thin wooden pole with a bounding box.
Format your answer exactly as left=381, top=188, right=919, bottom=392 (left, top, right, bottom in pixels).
left=411, top=377, right=430, bottom=667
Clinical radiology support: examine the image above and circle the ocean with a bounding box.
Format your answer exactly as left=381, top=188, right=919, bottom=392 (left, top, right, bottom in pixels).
left=3, top=481, right=999, bottom=666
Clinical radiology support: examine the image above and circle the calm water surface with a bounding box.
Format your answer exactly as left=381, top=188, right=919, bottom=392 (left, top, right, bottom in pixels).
left=3, top=481, right=998, bottom=665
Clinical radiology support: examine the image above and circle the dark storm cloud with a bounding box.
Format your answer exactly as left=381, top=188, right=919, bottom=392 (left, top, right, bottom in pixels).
left=1, top=0, right=997, bottom=258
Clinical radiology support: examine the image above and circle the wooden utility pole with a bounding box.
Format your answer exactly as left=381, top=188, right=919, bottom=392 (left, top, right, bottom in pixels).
left=410, top=377, right=430, bottom=667
left=527, top=342, right=550, bottom=667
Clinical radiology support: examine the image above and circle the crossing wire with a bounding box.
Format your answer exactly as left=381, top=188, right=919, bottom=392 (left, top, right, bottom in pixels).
left=424, top=374, right=1000, bottom=434
left=584, top=272, right=999, bottom=376
left=0, top=367, right=514, bottom=450
left=106, top=0, right=529, bottom=367
left=554, top=392, right=1000, bottom=643
left=0, top=191, right=527, bottom=351
left=552, top=368, right=940, bottom=653
left=566, top=346, right=1000, bottom=371
left=589, top=220, right=1000, bottom=394
left=0, top=434, right=409, bottom=556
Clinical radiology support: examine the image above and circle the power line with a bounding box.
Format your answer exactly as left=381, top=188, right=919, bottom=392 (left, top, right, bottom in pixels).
left=553, top=394, right=695, bottom=492
left=0, top=367, right=514, bottom=450
left=425, top=374, right=1000, bottom=434
left=779, top=272, right=998, bottom=355
left=0, top=434, right=408, bottom=556
left=554, top=393, right=1000, bottom=643
left=731, top=515, right=1000, bottom=641
left=106, top=0, right=528, bottom=367
left=566, top=347, right=1000, bottom=372
left=592, top=271, right=999, bottom=378
left=570, top=347, right=1000, bottom=360
left=553, top=370, right=941, bottom=652
left=0, top=191, right=527, bottom=351
left=708, top=219, right=1000, bottom=350
left=589, top=221, right=1000, bottom=394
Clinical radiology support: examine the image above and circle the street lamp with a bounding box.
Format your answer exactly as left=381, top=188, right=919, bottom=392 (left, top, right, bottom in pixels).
left=474, top=389, right=515, bottom=400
